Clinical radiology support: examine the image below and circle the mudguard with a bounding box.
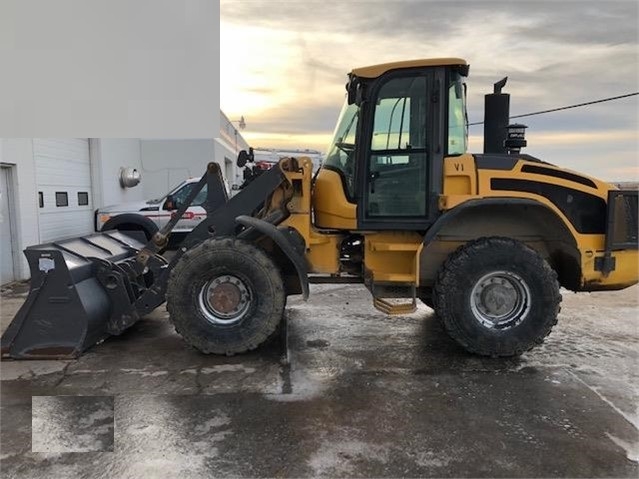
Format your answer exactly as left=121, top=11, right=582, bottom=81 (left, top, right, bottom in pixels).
left=419, top=197, right=579, bottom=286
left=235, top=215, right=310, bottom=299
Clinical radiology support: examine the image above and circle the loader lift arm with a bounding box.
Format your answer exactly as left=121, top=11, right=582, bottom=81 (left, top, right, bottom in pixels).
left=1, top=160, right=296, bottom=359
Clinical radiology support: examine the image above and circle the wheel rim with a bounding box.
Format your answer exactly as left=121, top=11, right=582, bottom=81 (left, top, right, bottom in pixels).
left=198, top=275, right=251, bottom=325
left=470, top=271, right=531, bottom=330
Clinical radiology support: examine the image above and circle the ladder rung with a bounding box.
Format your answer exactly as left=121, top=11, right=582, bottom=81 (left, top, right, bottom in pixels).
left=373, top=296, right=417, bottom=315
left=374, top=273, right=415, bottom=282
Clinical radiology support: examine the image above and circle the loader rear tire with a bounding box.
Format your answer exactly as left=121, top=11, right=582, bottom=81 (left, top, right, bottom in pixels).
left=434, top=237, right=561, bottom=357
left=167, top=238, right=285, bottom=355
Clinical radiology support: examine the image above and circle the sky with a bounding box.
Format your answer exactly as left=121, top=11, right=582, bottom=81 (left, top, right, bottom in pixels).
left=220, top=0, right=638, bottom=181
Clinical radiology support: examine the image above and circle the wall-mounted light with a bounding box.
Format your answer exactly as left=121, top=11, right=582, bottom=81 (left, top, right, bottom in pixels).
left=119, top=167, right=141, bottom=188
left=231, top=116, right=246, bottom=130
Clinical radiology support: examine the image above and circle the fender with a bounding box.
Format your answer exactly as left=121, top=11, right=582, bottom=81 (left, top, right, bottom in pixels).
left=235, top=215, right=310, bottom=299
left=420, top=197, right=580, bottom=287
left=424, top=197, right=576, bottom=243
left=101, top=213, right=159, bottom=241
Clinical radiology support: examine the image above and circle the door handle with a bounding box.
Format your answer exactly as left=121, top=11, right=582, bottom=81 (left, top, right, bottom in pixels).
left=369, top=171, right=380, bottom=194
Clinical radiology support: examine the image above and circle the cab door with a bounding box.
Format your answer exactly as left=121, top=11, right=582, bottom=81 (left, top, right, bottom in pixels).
left=358, top=68, right=444, bottom=230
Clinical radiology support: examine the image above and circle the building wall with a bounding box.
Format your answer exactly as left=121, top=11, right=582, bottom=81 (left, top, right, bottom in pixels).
left=139, top=139, right=217, bottom=200
left=0, top=139, right=40, bottom=279
left=218, top=111, right=250, bottom=188
left=91, top=139, right=144, bottom=207
left=214, top=137, right=243, bottom=188
left=1, top=112, right=249, bottom=281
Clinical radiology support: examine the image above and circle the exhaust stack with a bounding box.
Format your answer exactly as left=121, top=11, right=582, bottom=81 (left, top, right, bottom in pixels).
left=483, top=77, right=510, bottom=154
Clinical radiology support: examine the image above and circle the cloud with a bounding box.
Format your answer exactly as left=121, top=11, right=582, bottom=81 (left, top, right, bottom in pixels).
left=222, top=0, right=637, bottom=45
left=528, top=129, right=637, bottom=145
left=221, top=0, right=638, bottom=180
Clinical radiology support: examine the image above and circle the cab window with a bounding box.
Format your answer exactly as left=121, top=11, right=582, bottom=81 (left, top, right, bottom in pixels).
left=365, top=75, right=428, bottom=218
left=325, top=102, right=359, bottom=198
left=448, top=74, right=467, bottom=155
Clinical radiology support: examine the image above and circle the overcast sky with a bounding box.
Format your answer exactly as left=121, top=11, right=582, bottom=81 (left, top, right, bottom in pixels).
left=220, top=0, right=638, bottom=181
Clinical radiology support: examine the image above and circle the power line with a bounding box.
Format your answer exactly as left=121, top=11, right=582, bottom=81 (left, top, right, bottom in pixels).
left=467, top=92, right=639, bottom=126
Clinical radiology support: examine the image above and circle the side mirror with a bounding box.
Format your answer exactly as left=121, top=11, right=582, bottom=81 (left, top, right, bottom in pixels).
left=347, top=75, right=364, bottom=105
left=163, top=195, right=177, bottom=211
left=346, top=76, right=356, bottom=105
left=237, top=150, right=250, bottom=168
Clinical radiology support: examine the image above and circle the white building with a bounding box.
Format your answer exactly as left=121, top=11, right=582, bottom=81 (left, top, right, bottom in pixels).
left=0, top=113, right=249, bottom=283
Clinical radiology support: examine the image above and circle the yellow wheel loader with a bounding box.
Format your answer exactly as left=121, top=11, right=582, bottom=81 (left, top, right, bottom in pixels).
left=2, top=58, right=637, bottom=359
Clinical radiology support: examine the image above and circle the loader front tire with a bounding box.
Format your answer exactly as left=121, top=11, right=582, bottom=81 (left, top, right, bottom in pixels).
left=434, top=237, right=561, bottom=357
left=167, top=238, right=285, bottom=355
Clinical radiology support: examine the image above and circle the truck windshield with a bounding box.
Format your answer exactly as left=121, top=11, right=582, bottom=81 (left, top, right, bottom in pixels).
left=146, top=180, right=188, bottom=204
left=324, top=102, right=359, bottom=197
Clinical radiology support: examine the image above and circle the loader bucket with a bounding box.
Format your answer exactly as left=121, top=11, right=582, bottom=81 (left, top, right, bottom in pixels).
left=1, top=231, right=151, bottom=359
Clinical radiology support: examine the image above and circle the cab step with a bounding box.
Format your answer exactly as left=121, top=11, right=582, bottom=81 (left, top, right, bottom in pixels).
left=373, top=296, right=417, bottom=315
left=372, top=284, right=417, bottom=315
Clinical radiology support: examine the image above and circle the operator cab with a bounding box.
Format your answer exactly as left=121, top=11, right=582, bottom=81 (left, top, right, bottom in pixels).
left=314, top=58, right=469, bottom=231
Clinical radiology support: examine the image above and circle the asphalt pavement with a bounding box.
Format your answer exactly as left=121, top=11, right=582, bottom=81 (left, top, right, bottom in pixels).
left=1, top=282, right=637, bottom=478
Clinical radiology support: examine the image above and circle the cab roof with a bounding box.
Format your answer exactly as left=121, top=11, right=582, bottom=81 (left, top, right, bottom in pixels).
left=351, top=58, right=468, bottom=79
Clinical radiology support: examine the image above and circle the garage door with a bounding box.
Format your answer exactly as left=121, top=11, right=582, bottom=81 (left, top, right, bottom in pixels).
left=34, top=139, right=94, bottom=242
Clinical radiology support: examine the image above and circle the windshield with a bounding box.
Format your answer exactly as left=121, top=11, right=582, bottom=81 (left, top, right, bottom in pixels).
left=448, top=72, right=468, bottom=155
left=324, top=101, right=359, bottom=197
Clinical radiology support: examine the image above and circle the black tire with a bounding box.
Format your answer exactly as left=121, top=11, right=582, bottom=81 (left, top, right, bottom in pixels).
left=166, top=237, right=285, bottom=355
left=434, top=237, right=561, bottom=357
left=101, top=214, right=158, bottom=242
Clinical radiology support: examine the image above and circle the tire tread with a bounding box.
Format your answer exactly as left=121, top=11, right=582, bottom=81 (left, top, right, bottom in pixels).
left=434, top=237, right=561, bottom=357
left=167, top=237, right=285, bottom=355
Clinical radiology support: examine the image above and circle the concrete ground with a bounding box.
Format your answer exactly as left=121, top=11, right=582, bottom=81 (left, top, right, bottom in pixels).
left=0, top=281, right=637, bottom=478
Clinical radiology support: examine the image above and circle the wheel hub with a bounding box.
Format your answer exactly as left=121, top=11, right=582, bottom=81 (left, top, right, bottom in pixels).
left=209, top=282, right=242, bottom=314
left=479, top=282, right=517, bottom=316
left=199, top=275, right=251, bottom=325
left=470, top=271, right=531, bottom=329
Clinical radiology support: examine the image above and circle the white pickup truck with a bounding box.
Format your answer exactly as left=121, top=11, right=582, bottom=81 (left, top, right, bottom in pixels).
left=95, top=177, right=230, bottom=243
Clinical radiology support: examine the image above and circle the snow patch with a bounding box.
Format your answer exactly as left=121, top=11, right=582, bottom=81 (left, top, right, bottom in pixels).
left=606, top=433, right=639, bottom=462
left=201, top=364, right=256, bottom=374
left=309, top=439, right=390, bottom=477
left=121, top=368, right=169, bottom=377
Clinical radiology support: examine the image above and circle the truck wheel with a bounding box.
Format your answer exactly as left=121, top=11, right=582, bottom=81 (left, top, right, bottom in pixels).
left=434, top=237, right=561, bottom=357
left=167, top=238, right=285, bottom=355
left=101, top=214, right=158, bottom=241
